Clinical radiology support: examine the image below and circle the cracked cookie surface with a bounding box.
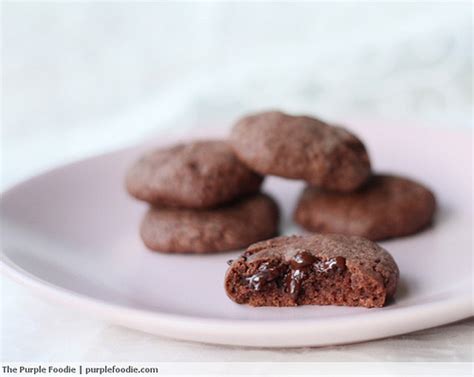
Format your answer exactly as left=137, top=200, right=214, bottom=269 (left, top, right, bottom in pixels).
left=126, top=140, right=263, bottom=208
left=230, top=111, right=371, bottom=192
left=141, top=193, right=279, bottom=253
left=294, top=174, right=436, bottom=240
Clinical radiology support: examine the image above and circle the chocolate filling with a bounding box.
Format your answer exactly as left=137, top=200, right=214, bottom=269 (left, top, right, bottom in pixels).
left=244, top=251, right=346, bottom=302
left=245, top=262, right=286, bottom=291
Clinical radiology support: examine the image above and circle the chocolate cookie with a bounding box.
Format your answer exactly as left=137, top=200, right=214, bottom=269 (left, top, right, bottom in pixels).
left=230, top=111, right=371, bottom=192
left=140, top=193, right=279, bottom=253
left=294, top=174, right=436, bottom=241
left=225, top=234, right=399, bottom=308
left=126, top=140, right=263, bottom=208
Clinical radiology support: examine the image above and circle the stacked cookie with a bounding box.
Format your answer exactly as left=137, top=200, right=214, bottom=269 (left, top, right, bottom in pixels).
left=230, top=111, right=436, bottom=241
left=127, top=111, right=436, bottom=251
left=125, top=140, right=279, bottom=253
left=230, top=111, right=371, bottom=192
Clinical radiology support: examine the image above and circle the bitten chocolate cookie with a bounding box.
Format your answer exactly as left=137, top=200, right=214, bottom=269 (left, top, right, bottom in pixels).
left=126, top=140, right=263, bottom=208
left=294, top=174, right=436, bottom=241
left=140, top=193, right=279, bottom=253
left=230, top=111, right=371, bottom=192
left=225, top=234, right=399, bottom=308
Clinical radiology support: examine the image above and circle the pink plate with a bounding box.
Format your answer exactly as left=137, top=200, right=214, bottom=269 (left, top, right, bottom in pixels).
left=1, top=122, right=472, bottom=347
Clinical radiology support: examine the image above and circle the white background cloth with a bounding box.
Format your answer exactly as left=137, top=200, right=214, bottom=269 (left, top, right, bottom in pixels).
left=1, top=2, right=472, bottom=362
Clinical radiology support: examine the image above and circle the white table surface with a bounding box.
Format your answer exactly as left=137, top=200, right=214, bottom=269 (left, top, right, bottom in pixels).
left=2, top=2, right=472, bottom=363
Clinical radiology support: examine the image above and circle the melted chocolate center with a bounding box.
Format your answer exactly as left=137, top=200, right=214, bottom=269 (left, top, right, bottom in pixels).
left=245, top=262, right=285, bottom=291
left=245, top=251, right=346, bottom=301
left=286, top=251, right=316, bottom=300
